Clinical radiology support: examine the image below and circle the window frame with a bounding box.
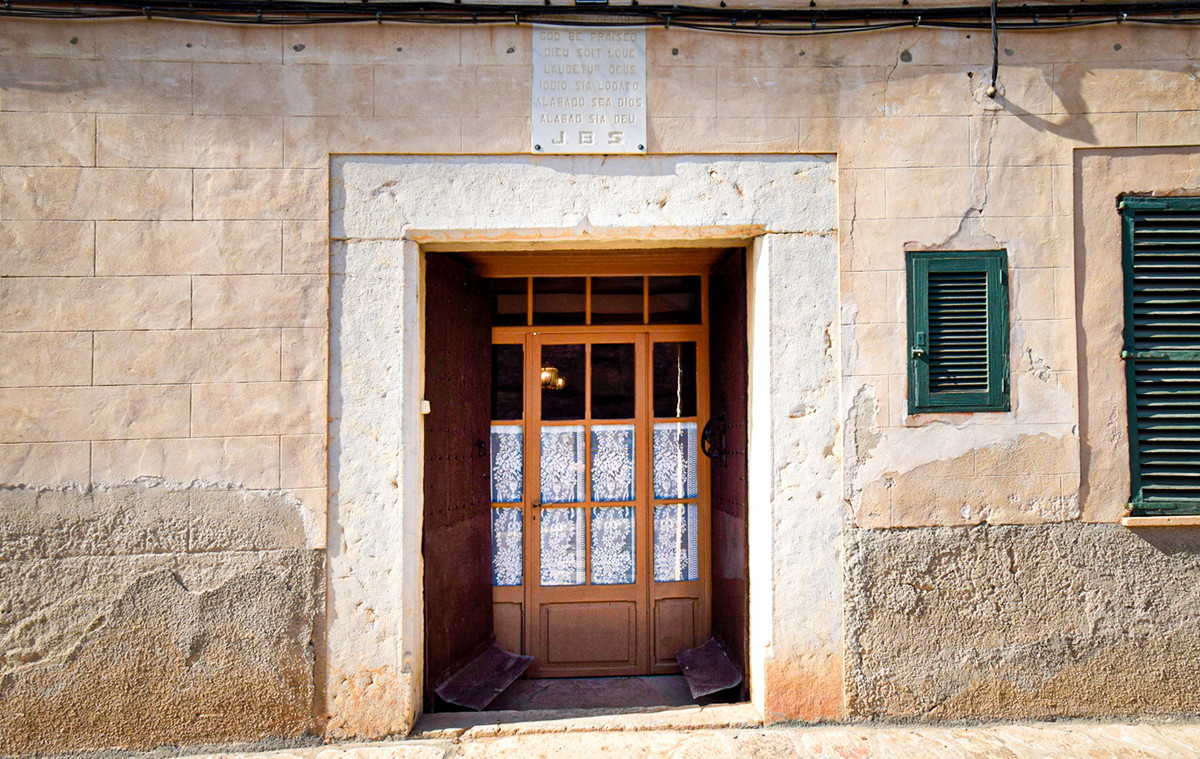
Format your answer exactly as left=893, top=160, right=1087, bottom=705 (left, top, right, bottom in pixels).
left=1121, top=195, right=1200, bottom=516
left=906, top=249, right=1010, bottom=415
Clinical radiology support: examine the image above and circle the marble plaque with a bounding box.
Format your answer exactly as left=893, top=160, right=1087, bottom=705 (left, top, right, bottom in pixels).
left=531, top=26, right=646, bottom=155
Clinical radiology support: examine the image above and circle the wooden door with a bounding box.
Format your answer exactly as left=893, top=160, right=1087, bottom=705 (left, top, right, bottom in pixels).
left=484, top=268, right=717, bottom=678
left=489, top=326, right=711, bottom=677
left=708, top=250, right=749, bottom=692
left=423, top=254, right=494, bottom=701
left=526, top=332, right=650, bottom=676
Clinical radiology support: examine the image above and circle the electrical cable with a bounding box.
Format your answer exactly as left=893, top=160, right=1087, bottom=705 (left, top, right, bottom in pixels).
left=2, top=0, right=1200, bottom=34
left=986, top=0, right=998, bottom=98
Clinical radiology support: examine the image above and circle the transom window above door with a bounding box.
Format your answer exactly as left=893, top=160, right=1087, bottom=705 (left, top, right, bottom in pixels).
left=490, top=276, right=703, bottom=326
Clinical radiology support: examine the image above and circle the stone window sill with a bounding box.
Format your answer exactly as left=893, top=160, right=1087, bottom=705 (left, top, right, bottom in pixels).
left=1121, top=515, right=1200, bottom=528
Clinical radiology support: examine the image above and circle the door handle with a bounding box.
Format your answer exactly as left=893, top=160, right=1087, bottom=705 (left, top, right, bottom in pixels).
left=701, top=416, right=724, bottom=459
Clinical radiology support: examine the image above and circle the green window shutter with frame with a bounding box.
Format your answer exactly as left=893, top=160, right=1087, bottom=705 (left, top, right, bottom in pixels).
left=906, top=250, right=1010, bottom=414
left=1121, top=196, right=1200, bottom=516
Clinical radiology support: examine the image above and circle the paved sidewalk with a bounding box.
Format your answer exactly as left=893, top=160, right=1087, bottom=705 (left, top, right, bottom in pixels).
left=187, top=718, right=1200, bottom=758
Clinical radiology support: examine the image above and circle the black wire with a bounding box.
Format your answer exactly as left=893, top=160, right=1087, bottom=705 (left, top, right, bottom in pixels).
left=988, top=0, right=998, bottom=96
left=2, top=0, right=1200, bottom=32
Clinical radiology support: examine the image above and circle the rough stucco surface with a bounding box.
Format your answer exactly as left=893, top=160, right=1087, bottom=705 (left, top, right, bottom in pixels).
left=845, top=523, right=1200, bottom=720
left=0, top=481, right=324, bottom=757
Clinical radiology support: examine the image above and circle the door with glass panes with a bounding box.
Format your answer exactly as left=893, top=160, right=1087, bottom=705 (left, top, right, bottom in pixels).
left=488, top=274, right=710, bottom=677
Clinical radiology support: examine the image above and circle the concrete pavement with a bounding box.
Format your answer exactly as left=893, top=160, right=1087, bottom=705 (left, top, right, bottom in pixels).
left=181, top=714, right=1200, bottom=759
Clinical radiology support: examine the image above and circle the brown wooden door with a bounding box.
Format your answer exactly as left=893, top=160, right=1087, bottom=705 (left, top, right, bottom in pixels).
left=423, top=254, right=494, bottom=702
left=490, top=325, right=710, bottom=677
left=708, top=250, right=749, bottom=694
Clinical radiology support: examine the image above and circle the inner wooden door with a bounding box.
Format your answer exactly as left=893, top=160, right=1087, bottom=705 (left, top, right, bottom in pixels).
left=486, top=272, right=712, bottom=678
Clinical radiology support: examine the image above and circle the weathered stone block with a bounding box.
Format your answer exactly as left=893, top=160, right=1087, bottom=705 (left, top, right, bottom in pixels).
left=646, top=117, right=800, bottom=154
left=884, top=167, right=976, bottom=219
left=283, top=24, right=459, bottom=66
left=192, top=275, right=327, bottom=329
left=647, top=65, right=717, bottom=119
left=194, top=169, right=326, bottom=221
left=0, top=221, right=94, bottom=277
left=0, top=276, right=191, bottom=331
left=0, top=57, right=192, bottom=114
left=97, top=114, right=284, bottom=168
left=96, top=220, right=283, bottom=276
left=460, top=25, right=529, bottom=66
left=838, top=168, right=888, bottom=223
left=0, top=332, right=92, bottom=387
left=91, top=437, right=282, bottom=490
left=372, top=65, right=474, bottom=119
left=0, top=167, right=192, bottom=221
left=841, top=116, right=971, bottom=170
left=94, top=329, right=281, bottom=385
left=0, top=385, right=190, bottom=443
left=845, top=523, right=1200, bottom=720
left=460, top=117, right=530, bottom=154
left=0, top=442, right=90, bottom=486
left=193, top=62, right=373, bottom=116
left=0, top=18, right=97, bottom=58
left=282, top=328, right=327, bottom=382
left=0, top=112, right=95, bottom=167
left=283, top=116, right=462, bottom=168
left=283, top=220, right=329, bottom=274
left=281, top=434, right=325, bottom=491
left=191, top=381, right=326, bottom=438
left=95, top=22, right=282, bottom=63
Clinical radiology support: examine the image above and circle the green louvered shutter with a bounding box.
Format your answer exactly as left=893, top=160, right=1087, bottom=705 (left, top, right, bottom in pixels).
left=1122, top=196, right=1200, bottom=515
left=907, top=250, right=1009, bottom=413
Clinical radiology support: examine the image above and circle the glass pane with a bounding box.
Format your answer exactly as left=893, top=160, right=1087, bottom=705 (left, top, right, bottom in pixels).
left=654, top=503, right=699, bottom=582
left=490, top=278, right=527, bottom=327
left=541, top=343, right=585, bottom=421
left=491, top=344, right=523, bottom=421
left=654, top=421, right=698, bottom=500
left=648, top=275, right=702, bottom=324
left=653, top=342, right=697, bottom=419
left=490, top=424, right=523, bottom=503
left=491, top=507, right=523, bottom=586
left=591, top=423, right=635, bottom=502
left=533, top=276, right=586, bottom=326
left=591, top=276, right=644, bottom=325
left=592, top=343, right=636, bottom=420
left=540, top=507, right=586, bottom=586
left=591, top=506, right=636, bottom=585
left=541, top=425, right=586, bottom=503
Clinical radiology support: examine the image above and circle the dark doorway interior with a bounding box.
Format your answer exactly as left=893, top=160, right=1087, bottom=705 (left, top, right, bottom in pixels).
left=422, top=249, right=749, bottom=711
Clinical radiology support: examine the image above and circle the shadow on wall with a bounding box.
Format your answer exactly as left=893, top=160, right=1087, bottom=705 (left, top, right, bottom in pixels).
left=0, top=481, right=325, bottom=757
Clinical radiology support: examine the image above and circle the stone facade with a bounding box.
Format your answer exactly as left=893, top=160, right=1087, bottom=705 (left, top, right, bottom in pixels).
left=2, top=13, right=1200, bottom=756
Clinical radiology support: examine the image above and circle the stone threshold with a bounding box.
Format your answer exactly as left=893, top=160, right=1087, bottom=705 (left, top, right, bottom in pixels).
left=410, top=703, right=762, bottom=740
